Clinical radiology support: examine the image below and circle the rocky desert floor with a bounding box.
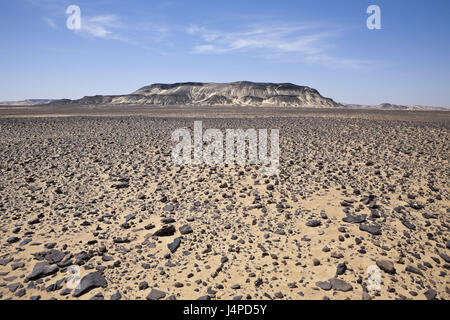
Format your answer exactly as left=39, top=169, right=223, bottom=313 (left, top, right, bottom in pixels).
left=0, top=105, right=449, bottom=300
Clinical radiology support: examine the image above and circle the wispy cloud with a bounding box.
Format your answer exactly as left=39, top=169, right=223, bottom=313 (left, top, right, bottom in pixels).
left=43, top=17, right=57, bottom=29
left=77, top=15, right=171, bottom=46
left=187, top=23, right=372, bottom=69
left=27, top=0, right=169, bottom=46
left=78, top=14, right=123, bottom=40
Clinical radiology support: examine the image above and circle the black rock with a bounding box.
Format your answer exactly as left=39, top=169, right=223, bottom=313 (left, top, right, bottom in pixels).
left=111, top=178, right=129, bottom=189
left=15, top=289, right=26, bottom=297
left=153, top=225, right=176, bottom=237
left=401, top=220, right=416, bottom=230
left=90, top=293, right=104, bottom=300
left=336, top=263, right=347, bottom=275
left=306, top=220, right=321, bottom=227
left=0, top=257, right=13, bottom=266
left=139, top=281, right=149, bottom=290
left=6, top=237, right=20, bottom=244
left=343, top=213, right=367, bottom=224
left=161, top=217, right=176, bottom=224
left=167, top=237, right=181, bottom=253
left=25, top=262, right=58, bottom=282
left=422, top=213, right=437, bottom=219
left=405, top=265, right=424, bottom=277
left=163, top=204, right=174, bottom=212
left=424, top=289, right=437, bottom=300
left=376, top=260, right=396, bottom=274
left=28, top=218, right=40, bottom=225
left=110, top=292, right=122, bottom=300
left=438, top=252, right=450, bottom=263
left=72, top=271, right=107, bottom=297
left=60, top=288, right=72, bottom=296
left=45, top=250, right=65, bottom=264
left=144, top=224, right=155, bottom=230
left=359, top=224, right=381, bottom=235
left=147, top=288, right=166, bottom=300
left=316, top=281, right=332, bottom=291
left=179, top=224, right=193, bottom=235
left=8, top=282, right=21, bottom=292
left=329, top=278, right=353, bottom=292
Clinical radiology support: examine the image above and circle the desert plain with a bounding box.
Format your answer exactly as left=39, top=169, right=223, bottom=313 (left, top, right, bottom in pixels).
left=0, top=105, right=448, bottom=300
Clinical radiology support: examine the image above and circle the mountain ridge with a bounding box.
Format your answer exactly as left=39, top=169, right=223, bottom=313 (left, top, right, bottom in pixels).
left=2, top=82, right=448, bottom=110
left=51, top=81, right=343, bottom=108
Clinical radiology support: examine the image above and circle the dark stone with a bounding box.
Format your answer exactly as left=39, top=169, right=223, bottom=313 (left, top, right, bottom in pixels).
left=8, top=282, right=21, bottom=292
left=424, top=289, right=437, bottom=300
left=111, top=179, right=129, bottom=189
left=163, top=204, right=174, bottom=212
left=336, top=263, right=347, bottom=275
left=168, top=237, right=181, bottom=253
left=72, top=271, right=107, bottom=297
left=438, top=252, right=450, bottom=263
left=0, top=257, right=13, bottom=266
left=60, top=288, right=72, bottom=296
left=316, top=281, right=332, bottom=291
left=139, top=281, right=149, bottom=290
left=25, top=262, right=58, bottom=282
left=376, top=260, right=396, bottom=274
left=15, top=289, right=26, bottom=297
left=359, top=224, right=381, bottom=235
left=45, top=250, right=65, bottom=264
left=7, top=237, right=20, bottom=244
left=343, top=213, right=367, bottom=224
left=329, top=278, right=353, bottom=292
left=179, top=224, right=193, bottom=235
left=405, top=265, right=424, bottom=277
left=306, top=220, right=321, bottom=227
left=401, top=220, right=416, bottom=230
left=90, top=293, right=104, bottom=300
left=161, top=217, right=176, bottom=224
left=153, top=225, right=176, bottom=237
left=146, top=288, right=166, bottom=300
left=110, top=292, right=122, bottom=300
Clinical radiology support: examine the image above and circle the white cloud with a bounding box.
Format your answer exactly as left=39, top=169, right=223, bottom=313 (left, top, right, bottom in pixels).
left=187, top=23, right=371, bottom=69
left=43, top=17, right=57, bottom=29
left=80, top=14, right=122, bottom=39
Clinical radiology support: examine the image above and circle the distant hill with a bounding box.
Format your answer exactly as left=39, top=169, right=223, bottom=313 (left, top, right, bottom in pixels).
left=0, top=99, right=54, bottom=106
left=345, top=103, right=448, bottom=111
left=52, top=81, right=343, bottom=108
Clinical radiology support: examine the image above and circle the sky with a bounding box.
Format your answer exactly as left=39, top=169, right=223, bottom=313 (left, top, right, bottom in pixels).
left=0, top=0, right=449, bottom=106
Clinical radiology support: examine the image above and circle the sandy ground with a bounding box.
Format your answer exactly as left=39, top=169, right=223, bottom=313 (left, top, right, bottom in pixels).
left=0, top=105, right=448, bottom=300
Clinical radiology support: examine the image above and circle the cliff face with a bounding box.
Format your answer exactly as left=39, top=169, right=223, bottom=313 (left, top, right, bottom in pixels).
left=55, top=81, right=343, bottom=108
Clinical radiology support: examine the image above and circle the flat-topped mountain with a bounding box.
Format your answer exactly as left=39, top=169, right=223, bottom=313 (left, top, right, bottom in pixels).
left=54, top=81, right=343, bottom=108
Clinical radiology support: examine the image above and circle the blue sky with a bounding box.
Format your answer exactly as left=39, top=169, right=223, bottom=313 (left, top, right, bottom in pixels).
left=1, top=0, right=449, bottom=106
